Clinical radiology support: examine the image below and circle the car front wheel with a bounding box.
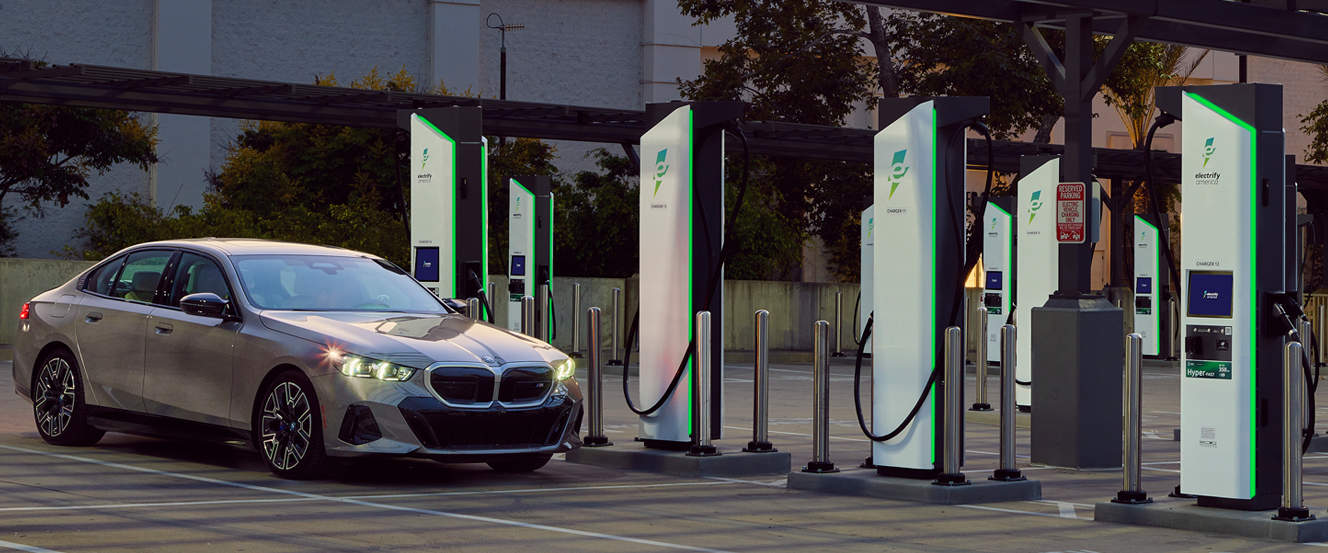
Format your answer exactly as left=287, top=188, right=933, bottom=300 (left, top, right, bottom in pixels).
left=33, top=349, right=104, bottom=446
left=256, top=370, right=331, bottom=479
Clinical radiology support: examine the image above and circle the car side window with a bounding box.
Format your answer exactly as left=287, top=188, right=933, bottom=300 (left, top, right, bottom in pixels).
left=168, top=252, right=234, bottom=309
left=113, top=250, right=172, bottom=303
left=85, top=255, right=127, bottom=296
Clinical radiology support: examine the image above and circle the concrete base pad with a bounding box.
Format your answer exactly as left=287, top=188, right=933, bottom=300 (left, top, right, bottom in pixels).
left=565, top=444, right=791, bottom=478
left=1095, top=500, right=1328, bottom=543
left=786, top=467, right=1041, bottom=504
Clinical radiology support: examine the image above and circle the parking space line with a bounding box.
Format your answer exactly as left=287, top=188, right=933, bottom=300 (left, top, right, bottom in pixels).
left=959, top=504, right=1087, bottom=521
left=0, top=540, right=63, bottom=553
left=0, top=445, right=732, bottom=553
left=0, top=482, right=731, bottom=513
left=723, top=425, right=868, bottom=443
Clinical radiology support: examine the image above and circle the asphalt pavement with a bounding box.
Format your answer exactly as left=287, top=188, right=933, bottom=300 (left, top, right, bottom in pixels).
left=0, top=358, right=1324, bottom=552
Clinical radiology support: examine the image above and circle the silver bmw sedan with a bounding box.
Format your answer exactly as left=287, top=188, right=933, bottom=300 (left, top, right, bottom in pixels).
left=13, top=239, right=583, bottom=479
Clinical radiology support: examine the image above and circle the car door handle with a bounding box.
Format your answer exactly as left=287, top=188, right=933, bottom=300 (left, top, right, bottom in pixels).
left=154, top=323, right=173, bottom=335
left=85, top=312, right=103, bottom=323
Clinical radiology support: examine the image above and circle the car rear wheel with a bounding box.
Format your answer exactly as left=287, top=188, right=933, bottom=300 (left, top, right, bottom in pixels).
left=256, top=370, right=331, bottom=479
left=32, top=349, right=104, bottom=446
left=487, top=454, right=553, bottom=472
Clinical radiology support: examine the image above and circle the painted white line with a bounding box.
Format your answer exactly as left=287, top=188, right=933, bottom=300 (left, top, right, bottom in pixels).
left=1141, top=461, right=1181, bottom=465
left=1033, top=500, right=1093, bottom=509
left=963, top=450, right=1031, bottom=459
left=703, top=476, right=788, bottom=489
left=960, top=503, right=1085, bottom=521
left=723, top=426, right=867, bottom=443
left=1141, top=466, right=1181, bottom=474
left=0, top=482, right=731, bottom=513
left=1054, top=502, right=1078, bottom=519
left=0, top=540, right=63, bottom=553
left=0, top=445, right=733, bottom=553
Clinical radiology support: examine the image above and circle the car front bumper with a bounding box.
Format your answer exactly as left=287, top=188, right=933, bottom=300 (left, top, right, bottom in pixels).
left=317, top=374, right=583, bottom=460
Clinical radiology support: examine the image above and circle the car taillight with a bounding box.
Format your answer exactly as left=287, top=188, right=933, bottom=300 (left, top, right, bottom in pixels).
left=19, top=303, right=29, bottom=320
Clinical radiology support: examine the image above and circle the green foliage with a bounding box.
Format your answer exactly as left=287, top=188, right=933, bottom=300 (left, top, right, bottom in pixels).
left=0, top=94, right=158, bottom=254
left=1303, top=65, right=1328, bottom=165
left=553, top=149, right=640, bottom=278
left=892, top=14, right=1063, bottom=141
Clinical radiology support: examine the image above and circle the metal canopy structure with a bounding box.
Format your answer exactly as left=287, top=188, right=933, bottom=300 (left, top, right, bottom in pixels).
left=847, top=0, right=1328, bottom=65
left=3, top=57, right=1326, bottom=189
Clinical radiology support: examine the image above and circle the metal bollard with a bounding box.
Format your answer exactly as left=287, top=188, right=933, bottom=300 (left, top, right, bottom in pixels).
left=520, top=296, right=536, bottom=337
left=467, top=297, right=481, bottom=320
left=934, top=326, right=969, bottom=486
left=990, top=324, right=1024, bottom=481
left=607, top=288, right=623, bottom=365
left=1113, top=333, right=1151, bottom=504
left=687, top=311, right=720, bottom=456
left=571, top=283, right=583, bottom=357
left=1319, top=305, right=1325, bottom=367
left=803, top=321, right=838, bottom=472
left=745, top=310, right=776, bottom=452
left=972, top=302, right=992, bottom=411
left=583, top=307, right=610, bottom=447
left=1275, top=339, right=1313, bottom=521
left=538, top=283, right=551, bottom=342
left=832, top=292, right=846, bottom=357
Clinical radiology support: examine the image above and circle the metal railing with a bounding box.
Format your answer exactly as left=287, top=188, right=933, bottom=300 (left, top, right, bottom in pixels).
left=583, top=306, right=610, bottom=447
left=744, top=310, right=776, bottom=452
left=803, top=320, right=838, bottom=473
left=687, top=311, right=719, bottom=457
left=990, top=324, right=1024, bottom=481
left=1112, top=333, right=1150, bottom=504
left=934, top=326, right=969, bottom=486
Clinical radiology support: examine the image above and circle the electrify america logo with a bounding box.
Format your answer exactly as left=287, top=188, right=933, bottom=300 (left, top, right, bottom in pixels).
left=652, top=149, right=670, bottom=197
left=422, top=148, right=429, bottom=169
left=1028, top=190, right=1044, bottom=224
left=886, top=150, right=909, bottom=200
left=1202, top=137, right=1215, bottom=168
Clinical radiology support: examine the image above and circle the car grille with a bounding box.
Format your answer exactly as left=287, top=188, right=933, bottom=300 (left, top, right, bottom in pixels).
left=498, top=366, right=552, bottom=403
left=429, top=367, right=494, bottom=405
left=397, top=397, right=575, bottom=450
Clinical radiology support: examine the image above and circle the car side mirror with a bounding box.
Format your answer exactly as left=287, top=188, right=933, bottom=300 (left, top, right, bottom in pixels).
left=181, top=292, right=230, bottom=318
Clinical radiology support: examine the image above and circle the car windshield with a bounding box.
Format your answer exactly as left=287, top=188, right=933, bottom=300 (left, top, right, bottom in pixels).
left=233, top=255, right=446, bottom=313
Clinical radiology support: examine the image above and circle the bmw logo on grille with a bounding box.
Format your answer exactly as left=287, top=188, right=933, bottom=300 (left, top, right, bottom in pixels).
left=481, top=356, right=499, bottom=366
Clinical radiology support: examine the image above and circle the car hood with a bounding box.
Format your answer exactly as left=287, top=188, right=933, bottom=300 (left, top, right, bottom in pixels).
left=260, top=311, right=561, bottom=369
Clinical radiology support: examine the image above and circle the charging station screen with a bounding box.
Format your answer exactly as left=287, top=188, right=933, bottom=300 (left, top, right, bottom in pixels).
left=1187, top=271, right=1234, bottom=318
left=414, top=247, right=440, bottom=282
left=510, top=255, right=526, bottom=276
left=986, top=271, right=1003, bottom=291
left=1136, top=277, right=1152, bottom=295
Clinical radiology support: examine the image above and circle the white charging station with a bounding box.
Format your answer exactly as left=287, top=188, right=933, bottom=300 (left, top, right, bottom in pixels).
left=1016, top=156, right=1060, bottom=409
left=1133, top=214, right=1168, bottom=358
left=401, top=108, right=488, bottom=304
left=861, top=202, right=874, bottom=355
left=871, top=97, right=987, bottom=478
left=636, top=102, right=741, bottom=449
left=983, top=198, right=1015, bottom=364
left=507, top=176, right=553, bottom=341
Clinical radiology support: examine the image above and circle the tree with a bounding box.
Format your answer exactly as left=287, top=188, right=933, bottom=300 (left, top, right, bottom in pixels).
left=0, top=98, right=158, bottom=255
left=1301, top=65, right=1328, bottom=165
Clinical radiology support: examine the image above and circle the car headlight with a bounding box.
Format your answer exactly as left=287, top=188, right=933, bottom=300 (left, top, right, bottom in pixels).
left=553, top=358, right=576, bottom=380
left=337, top=354, right=416, bottom=382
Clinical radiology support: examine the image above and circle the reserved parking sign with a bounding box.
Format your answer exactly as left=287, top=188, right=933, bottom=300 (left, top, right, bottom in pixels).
left=1056, top=182, right=1086, bottom=244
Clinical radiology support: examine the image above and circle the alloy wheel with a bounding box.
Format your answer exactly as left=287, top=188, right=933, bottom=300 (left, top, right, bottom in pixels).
left=260, top=381, right=313, bottom=470
left=34, top=357, right=76, bottom=438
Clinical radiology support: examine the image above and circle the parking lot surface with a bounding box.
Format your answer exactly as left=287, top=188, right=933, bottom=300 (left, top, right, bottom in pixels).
left=3, top=357, right=1328, bottom=552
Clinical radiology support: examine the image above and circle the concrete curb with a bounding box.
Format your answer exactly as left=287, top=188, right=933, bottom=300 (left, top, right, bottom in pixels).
left=1095, top=499, right=1328, bottom=542
left=787, top=467, right=1041, bottom=504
